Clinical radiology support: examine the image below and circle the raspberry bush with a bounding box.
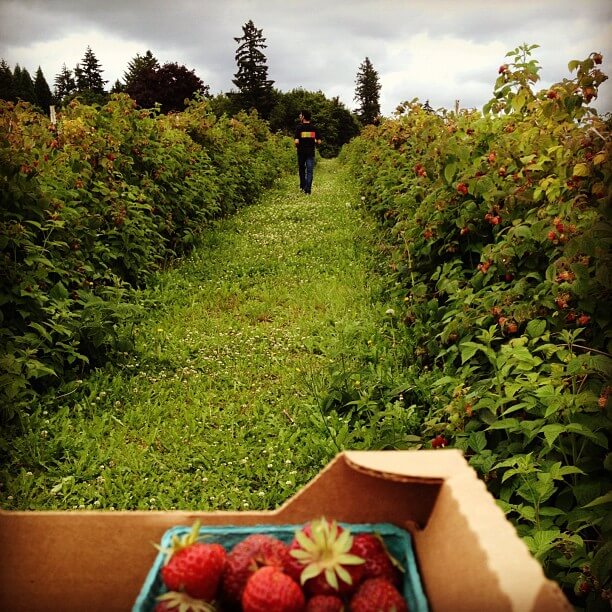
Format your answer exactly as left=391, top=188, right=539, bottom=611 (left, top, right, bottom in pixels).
left=341, top=46, right=611, bottom=607
left=0, top=95, right=293, bottom=421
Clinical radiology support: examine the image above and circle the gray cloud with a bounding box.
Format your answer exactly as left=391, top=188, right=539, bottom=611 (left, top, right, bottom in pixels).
left=0, top=0, right=610, bottom=115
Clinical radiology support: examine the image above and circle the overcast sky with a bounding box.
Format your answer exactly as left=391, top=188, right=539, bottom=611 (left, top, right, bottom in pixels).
left=1, top=0, right=611, bottom=116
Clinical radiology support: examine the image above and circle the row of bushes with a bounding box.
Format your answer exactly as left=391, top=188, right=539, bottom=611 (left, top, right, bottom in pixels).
left=0, top=95, right=294, bottom=420
left=340, top=46, right=611, bottom=607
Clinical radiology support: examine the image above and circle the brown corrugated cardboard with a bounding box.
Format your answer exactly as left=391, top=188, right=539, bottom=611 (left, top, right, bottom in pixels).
left=0, top=450, right=571, bottom=611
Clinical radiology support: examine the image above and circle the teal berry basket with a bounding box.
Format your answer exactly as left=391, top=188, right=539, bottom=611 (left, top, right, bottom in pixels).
left=133, top=522, right=429, bottom=611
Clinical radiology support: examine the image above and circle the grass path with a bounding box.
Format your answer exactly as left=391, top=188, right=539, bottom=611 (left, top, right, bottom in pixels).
left=1, top=158, right=394, bottom=511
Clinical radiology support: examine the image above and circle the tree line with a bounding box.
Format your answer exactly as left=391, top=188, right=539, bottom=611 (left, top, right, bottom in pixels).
left=0, top=20, right=382, bottom=157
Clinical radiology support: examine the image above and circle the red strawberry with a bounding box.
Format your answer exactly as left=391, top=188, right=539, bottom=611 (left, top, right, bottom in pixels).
left=351, top=533, right=402, bottom=586
left=349, top=578, right=408, bottom=612
left=221, top=533, right=292, bottom=607
left=158, top=522, right=226, bottom=601
left=154, top=591, right=215, bottom=612
left=306, top=594, right=345, bottom=611
left=242, top=566, right=305, bottom=612
left=287, top=518, right=365, bottom=597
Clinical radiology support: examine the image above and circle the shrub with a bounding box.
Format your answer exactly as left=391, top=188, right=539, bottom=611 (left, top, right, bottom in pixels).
left=0, top=95, right=293, bottom=421
left=341, top=46, right=611, bottom=606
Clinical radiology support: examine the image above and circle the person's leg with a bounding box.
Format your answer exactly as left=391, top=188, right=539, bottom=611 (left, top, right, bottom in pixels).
left=297, top=153, right=307, bottom=192
left=304, top=156, right=315, bottom=194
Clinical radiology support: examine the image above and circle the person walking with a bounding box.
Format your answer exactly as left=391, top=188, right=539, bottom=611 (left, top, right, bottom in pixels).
left=294, top=110, right=321, bottom=195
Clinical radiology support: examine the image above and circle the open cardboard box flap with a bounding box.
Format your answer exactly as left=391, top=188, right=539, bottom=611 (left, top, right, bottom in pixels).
left=0, top=450, right=570, bottom=611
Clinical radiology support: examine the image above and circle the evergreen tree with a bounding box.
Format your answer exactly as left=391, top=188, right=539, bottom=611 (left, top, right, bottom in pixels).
left=110, top=79, right=125, bottom=94
left=123, top=50, right=159, bottom=88
left=34, top=66, right=53, bottom=113
left=75, top=46, right=107, bottom=93
left=232, top=19, right=275, bottom=118
left=354, top=57, right=381, bottom=125
left=53, top=64, right=76, bottom=105
left=13, top=65, right=36, bottom=103
left=0, top=59, right=15, bottom=101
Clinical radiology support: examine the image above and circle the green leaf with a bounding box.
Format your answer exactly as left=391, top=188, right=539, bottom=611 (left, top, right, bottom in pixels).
left=49, top=281, right=69, bottom=300
left=538, top=507, right=565, bottom=517
left=468, top=431, right=487, bottom=453
left=591, top=541, right=612, bottom=583
left=525, top=319, right=546, bottom=338
left=444, top=162, right=457, bottom=184
left=566, top=423, right=608, bottom=448
left=460, top=342, right=481, bottom=364
left=572, top=163, right=590, bottom=177
left=582, top=491, right=612, bottom=508
left=541, top=424, right=567, bottom=446
left=487, top=418, right=520, bottom=432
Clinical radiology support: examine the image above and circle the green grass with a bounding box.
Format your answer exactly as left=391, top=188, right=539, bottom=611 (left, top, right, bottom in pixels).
left=0, top=159, right=417, bottom=512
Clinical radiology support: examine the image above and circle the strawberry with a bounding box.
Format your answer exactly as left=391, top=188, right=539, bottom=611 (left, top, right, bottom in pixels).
left=351, top=533, right=402, bottom=586
left=287, top=518, right=365, bottom=597
left=154, top=591, right=216, bottom=612
left=158, top=522, right=226, bottom=601
left=306, top=594, right=345, bottom=611
left=349, top=578, right=408, bottom=612
left=242, top=566, right=305, bottom=612
left=221, top=533, right=293, bottom=607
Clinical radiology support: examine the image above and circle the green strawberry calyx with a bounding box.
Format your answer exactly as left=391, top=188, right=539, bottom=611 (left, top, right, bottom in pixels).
left=155, top=590, right=217, bottom=612
left=290, top=517, right=365, bottom=590
left=155, top=520, right=206, bottom=564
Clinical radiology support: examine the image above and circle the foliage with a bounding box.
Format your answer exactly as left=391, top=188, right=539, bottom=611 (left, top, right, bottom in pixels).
left=0, top=95, right=293, bottom=423
left=341, top=46, right=611, bottom=607
left=130, top=62, right=208, bottom=114
left=354, top=57, right=381, bottom=126
left=33, top=67, right=52, bottom=115
left=123, top=50, right=160, bottom=89
left=74, top=46, right=107, bottom=94
left=0, top=59, right=16, bottom=102
left=232, top=19, right=275, bottom=118
left=12, top=65, right=36, bottom=104
left=53, top=64, right=76, bottom=105
left=0, top=162, right=401, bottom=513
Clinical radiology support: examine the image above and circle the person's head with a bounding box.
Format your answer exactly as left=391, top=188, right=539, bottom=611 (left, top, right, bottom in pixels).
left=300, top=109, right=311, bottom=122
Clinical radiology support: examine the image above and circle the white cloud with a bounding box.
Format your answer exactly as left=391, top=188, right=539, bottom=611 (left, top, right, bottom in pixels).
left=381, top=33, right=507, bottom=112
left=0, top=0, right=610, bottom=115
left=5, top=29, right=145, bottom=87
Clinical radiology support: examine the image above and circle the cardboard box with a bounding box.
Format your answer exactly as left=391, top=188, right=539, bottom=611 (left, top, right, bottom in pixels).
left=0, top=450, right=571, bottom=611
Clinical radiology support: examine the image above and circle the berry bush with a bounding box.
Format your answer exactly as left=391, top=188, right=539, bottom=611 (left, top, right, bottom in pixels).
left=341, top=46, right=611, bottom=607
left=0, top=95, right=294, bottom=421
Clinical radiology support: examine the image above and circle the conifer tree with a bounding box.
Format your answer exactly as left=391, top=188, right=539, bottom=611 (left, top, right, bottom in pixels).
left=354, top=57, right=381, bottom=125
left=123, top=50, right=159, bottom=89
left=110, top=79, right=125, bottom=94
left=0, top=59, right=15, bottom=101
left=13, top=65, right=36, bottom=103
left=75, top=46, right=107, bottom=93
left=34, top=66, right=53, bottom=113
left=232, top=20, right=275, bottom=118
left=53, top=64, right=76, bottom=105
